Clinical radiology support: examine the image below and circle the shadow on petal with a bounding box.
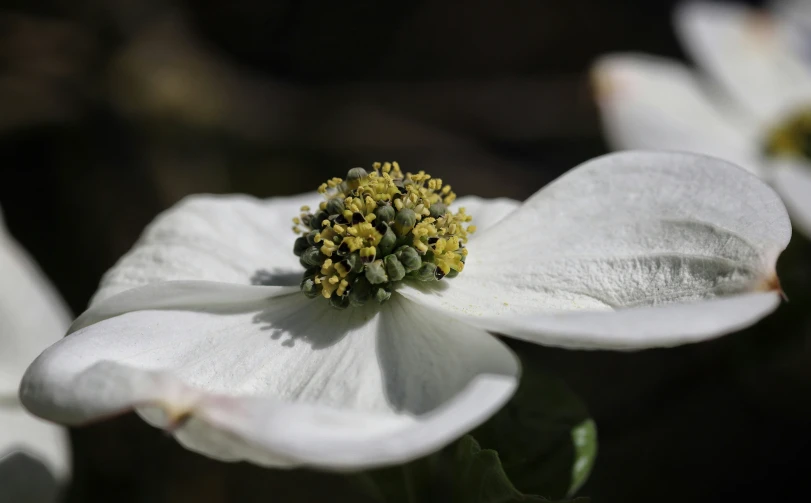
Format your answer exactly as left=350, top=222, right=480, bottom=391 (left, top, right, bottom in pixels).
left=251, top=293, right=377, bottom=350
left=375, top=295, right=520, bottom=416
left=250, top=269, right=302, bottom=287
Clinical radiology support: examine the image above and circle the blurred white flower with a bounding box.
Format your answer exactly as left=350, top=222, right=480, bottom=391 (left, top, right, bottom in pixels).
left=773, top=0, right=811, bottom=33
left=20, top=151, right=789, bottom=471
left=1, top=205, right=71, bottom=497
left=593, top=1, right=811, bottom=237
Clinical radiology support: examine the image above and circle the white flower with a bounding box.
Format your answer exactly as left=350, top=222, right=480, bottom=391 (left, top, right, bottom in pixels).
left=20, top=151, right=789, bottom=471
left=773, top=0, right=811, bottom=33
left=592, top=1, right=811, bottom=237
left=0, top=205, right=71, bottom=488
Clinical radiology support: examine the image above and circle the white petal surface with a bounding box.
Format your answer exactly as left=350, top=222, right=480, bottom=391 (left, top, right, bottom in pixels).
left=675, top=1, right=811, bottom=122
left=71, top=280, right=298, bottom=333
left=770, top=158, right=811, bottom=238
left=433, top=292, right=781, bottom=350
left=592, top=53, right=762, bottom=174
left=453, top=195, right=520, bottom=234
left=0, top=215, right=71, bottom=386
left=93, top=192, right=320, bottom=303
left=21, top=282, right=518, bottom=469
left=0, top=207, right=71, bottom=481
left=398, top=151, right=790, bottom=349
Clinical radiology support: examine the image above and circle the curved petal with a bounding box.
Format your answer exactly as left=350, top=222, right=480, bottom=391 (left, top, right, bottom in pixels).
left=398, top=151, right=790, bottom=349
left=0, top=205, right=71, bottom=481
left=93, top=192, right=320, bottom=303
left=21, top=282, right=519, bottom=469
left=675, top=1, right=811, bottom=122
left=453, top=195, right=520, bottom=235
left=770, top=159, right=811, bottom=238
left=0, top=210, right=72, bottom=384
left=430, top=292, right=780, bottom=350
left=70, top=280, right=298, bottom=333
left=592, top=53, right=762, bottom=175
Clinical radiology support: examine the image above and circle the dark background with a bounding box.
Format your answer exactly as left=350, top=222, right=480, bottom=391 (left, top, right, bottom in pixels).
left=3, top=0, right=810, bottom=501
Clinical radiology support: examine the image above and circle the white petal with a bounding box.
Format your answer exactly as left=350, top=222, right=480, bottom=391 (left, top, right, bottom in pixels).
left=453, top=195, right=520, bottom=234
left=592, top=53, right=762, bottom=175
left=71, top=280, right=298, bottom=333
left=93, top=192, right=320, bottom=303
left=398, top=151, right=790, bottom=349
left=0, top=211, right=72, bottom=385
left=0, top=206, right=71, bottom=482
left=770, top=158, right=811, bottom=238
left=675, top=1, right=811, bottom=122
left=427, top=292, right=780, bottom=350
left=21, top=282, right=518, bottom=469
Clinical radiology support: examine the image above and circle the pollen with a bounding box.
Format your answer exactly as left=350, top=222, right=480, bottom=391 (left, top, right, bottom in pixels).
left=764, top=108, right=811, bottom=161
left=291, top=162, right=474, bottom=308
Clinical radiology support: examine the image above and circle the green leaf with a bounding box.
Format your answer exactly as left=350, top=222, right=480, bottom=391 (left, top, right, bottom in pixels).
left=569, top=420, right=597, bottom=495
left=355, top=435, right=589, bottom=503
left=451, top=435, right=533, bottom=503
left=450, top=435, right=586, bottom=503
left=472, top=346, right=598, bottom=499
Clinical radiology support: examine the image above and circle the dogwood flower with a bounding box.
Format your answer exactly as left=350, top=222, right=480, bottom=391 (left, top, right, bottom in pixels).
left=593, top=1, right=811, bottom=237
left=20, top=151, right=789, bottom=471
left=1, top=205, right=71, bottom=493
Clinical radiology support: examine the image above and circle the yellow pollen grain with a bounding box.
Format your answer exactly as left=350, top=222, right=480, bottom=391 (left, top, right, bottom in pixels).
left=336, top=279, right=349, bottom=296
left=360, top=247, right=376, bottom=261
left=334, top=262, right=350, bottom=277
left=342, top=236, right=364, bottom=252
left=321, top=282, right=336, bottom=298
left=320, top=240, right=337, bottom=257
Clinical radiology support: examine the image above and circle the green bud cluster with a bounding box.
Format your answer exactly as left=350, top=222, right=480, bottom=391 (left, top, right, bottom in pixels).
left=292, top=162, right=474, bottom=309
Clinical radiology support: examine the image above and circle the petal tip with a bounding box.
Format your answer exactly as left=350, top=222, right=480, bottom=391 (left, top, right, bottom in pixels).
left=756, top=273, right=787, bottom=301
left=589, top=65, right=613, bottom=103
left=590, top=56, right=629, bottom=103
left=164, top=410, right=194, bottom=433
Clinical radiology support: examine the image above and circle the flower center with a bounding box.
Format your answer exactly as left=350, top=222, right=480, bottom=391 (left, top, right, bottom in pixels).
left=764, top=108, right=811, bottom=160
left=291, top=162, right=476, bottom=309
